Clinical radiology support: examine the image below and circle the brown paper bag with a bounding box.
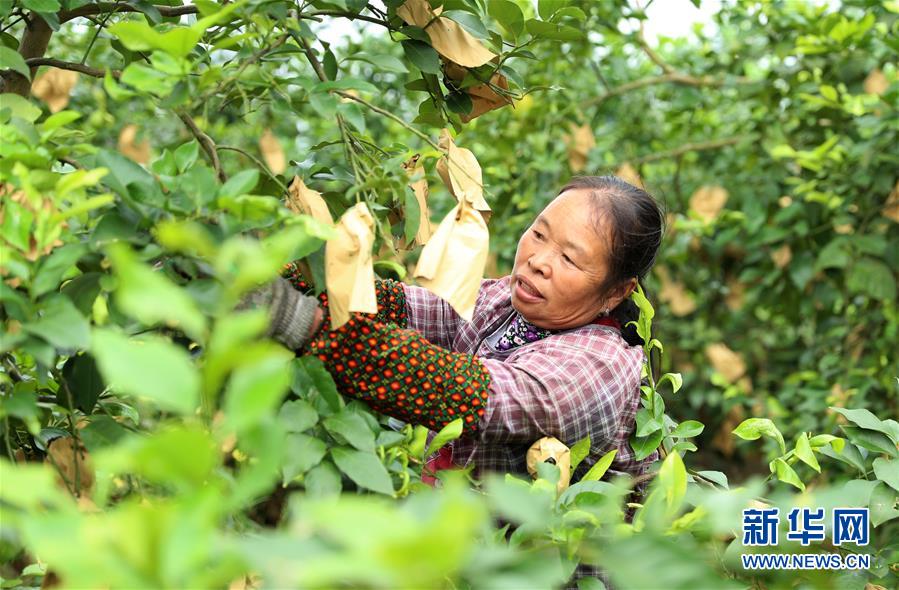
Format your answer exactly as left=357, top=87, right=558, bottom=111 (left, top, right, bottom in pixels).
left=413, top=199, right=488, bottom=320
left=402, top=155, right=434, bottom=246
left=286, top=176, right=333, bottom=227
left=396, top=0, right=496, bottom=68
left=325, top=202, right=377, bottom=329
left=526, top=436, right=571, bottom=494
left=436, top=129, right=491, bottom=221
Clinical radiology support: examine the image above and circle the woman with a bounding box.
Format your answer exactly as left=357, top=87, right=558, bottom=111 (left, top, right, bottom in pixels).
left=249, top=175, right=664, bottom=482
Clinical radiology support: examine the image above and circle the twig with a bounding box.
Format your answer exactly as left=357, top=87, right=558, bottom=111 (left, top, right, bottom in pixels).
left=334, top=90, right=439, bottom=151
left=59, top=3, right=199, bottom=23
left=58, top=156, right=83, bottom=169
left=1, top=354, right=23, bottom=383
left=625, top=136, right=746, bottom=165
left=25, top=57, right=118, bottom=78
left=636, top=21, right=673, bottom=74
left=310, top=10, right=393, bottom=29
left=219, top=145, right=287, bottom=192
left=177, top=111, right=226, bottom=182
left=582, top=72, right=728, bottom=107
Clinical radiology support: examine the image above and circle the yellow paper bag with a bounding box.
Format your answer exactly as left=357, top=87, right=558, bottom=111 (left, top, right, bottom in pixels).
left=402, top=155, right=434, bottom=245
left=564, top=123, right=595, bottom=172
left=286, top=176, right=333, bottom=227
left=414, top=199, right=488, bottom=320
left=325, top=202, right=377, bottom=329
left=396, top=0, right=496, bottom=68
left=31, top=67, right=78, bottom=113
left=444, top=62, right=513, bottom=122
left=526, top=436, right=571, bottom=494
left=436, top=129, right=491, bottom=221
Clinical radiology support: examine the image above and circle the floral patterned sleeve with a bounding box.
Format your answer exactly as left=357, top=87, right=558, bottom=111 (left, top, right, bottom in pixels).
left=281, top=261, right=408, bottom=328
left=281, top=262, right=491, bottom=435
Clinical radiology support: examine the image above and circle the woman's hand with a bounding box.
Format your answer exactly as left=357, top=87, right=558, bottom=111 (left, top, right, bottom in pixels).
left=238, top=277, right=322, bottom=350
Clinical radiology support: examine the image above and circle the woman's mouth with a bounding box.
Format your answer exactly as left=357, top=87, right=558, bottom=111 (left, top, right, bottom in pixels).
left=514, top=276, right=544, bottom=303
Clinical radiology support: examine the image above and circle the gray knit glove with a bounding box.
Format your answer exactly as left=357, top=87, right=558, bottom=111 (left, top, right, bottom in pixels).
left=238, top=277, right=320, bottom=350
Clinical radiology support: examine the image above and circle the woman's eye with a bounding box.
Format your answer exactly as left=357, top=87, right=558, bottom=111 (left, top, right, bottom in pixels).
left=562, top=254, right=574, bottom=265
left=532, top=230, right=544, bottom=240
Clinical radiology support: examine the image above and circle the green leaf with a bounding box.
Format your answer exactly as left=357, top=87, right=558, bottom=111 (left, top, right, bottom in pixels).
left=695, top=470, right=728, bottom=489
left=31, top=244, right=87, bottom=298
left=793, top=432, right=821, bottom=473
left=60, top=353, right=105, bottom=413
left=524, top=19, right=584, bottom=41
left=294, top=357, right=343, bottom=412
left=537, top=0, right=568, bottom=20
left=403, top=186, right=421, bottom=244
left=631, top=428, right=663, bottom=461
left=869, top=482, right=899, bottom=527
left=656, top=451, right=687, bottom=513
left=401, top=40, right=442, bottom=75
left=772, top=457, right=805, bottom=491
left=278, top=399, right=318, bottom=433
left=282, top=433, right=327, bottom=483
left=109, top=21, right=202, bottom=59
left=346, top=53, right=408, bottom=74
left=304, top=461, right=342, bottom=497
left=873, top=457, right=899, bottom=493
left=817, top=441, right=867, bottom=474
left=0, top=46, right=29, bottom=79
left=22, top=296, right=90, bottom=350
left=488, top=0, right=524, bottom=38
left=92, top=328, right=199, bottom=414
left=107, top=243, right=207, bottom=342
left=224, top=348, right=293, bottom=432
left=847, top=257, right=896, bottom=301
left=0, top=93, right=41, bottom=121
left=323, top=410, right=376, bottom=452
left=569, top=436, right=591, bottom=473
left=442, top=11, right=490, bottom=40
left=446, top=90, right=473, bottom=115
left=657, top=372, right=683, bottom=394
left=732, top=418, right=786, bottom=455
left=809, top=434, right=845, bottom=453
left=830, top=407, right=897, bottom=443
left=127, top=425, right=217, bottom=489
left=424, top=418, right=463, bottom=459
left=174, top=140, right=199, bottom=172
left=582, top=449, right=617, bottom=482
left=840, top=426, right=899, bottom=458
left=21, top=0, right=60, bottom=12
left=219, top=169, right=260, bottom=199
left=635, top=408, right=662, bottom=437
left=331, top=447, right=394, bottom=495
left=671, top=420, right=704, bottom=438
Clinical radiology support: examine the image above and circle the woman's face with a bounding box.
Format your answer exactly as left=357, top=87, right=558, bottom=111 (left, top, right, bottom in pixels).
left=511, top=189, right=620, bottom=330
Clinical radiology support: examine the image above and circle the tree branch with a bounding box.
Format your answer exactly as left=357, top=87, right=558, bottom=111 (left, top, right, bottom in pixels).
left=59, top=3, right=199, bottom=23
left=334, top=90, right=439, bottom=151
left=623, top=136, right=747, bottom=166
left=0, top=13, right=53, bottom=96
left=177, top=111, right=225, bottom=182
left=25, top=57, right=119, bottom=78
left=581, top=21, right=752, bottom=109
left=309, top=10, right=393, bottom=29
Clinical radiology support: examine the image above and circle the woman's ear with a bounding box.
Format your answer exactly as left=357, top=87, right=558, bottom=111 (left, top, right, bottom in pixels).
left=602, top=277, right=638, bottom=312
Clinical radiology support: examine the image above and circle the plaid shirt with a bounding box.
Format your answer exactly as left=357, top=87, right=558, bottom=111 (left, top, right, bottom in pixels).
left=404, top=276, right=652, bottom=481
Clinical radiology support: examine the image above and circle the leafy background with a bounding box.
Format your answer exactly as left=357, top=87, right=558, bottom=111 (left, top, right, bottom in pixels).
left=1, top=0, right=897, bottom=589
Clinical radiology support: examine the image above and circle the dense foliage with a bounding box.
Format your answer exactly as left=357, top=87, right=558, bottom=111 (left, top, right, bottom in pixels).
left=1, top=1, right=897, bottom=588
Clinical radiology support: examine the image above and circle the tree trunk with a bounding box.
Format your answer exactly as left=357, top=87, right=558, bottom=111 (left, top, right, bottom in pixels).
left=0, top=13, right=53, bottom=97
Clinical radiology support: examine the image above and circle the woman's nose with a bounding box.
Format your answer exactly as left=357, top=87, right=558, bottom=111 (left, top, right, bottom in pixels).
left=528, top=249, right=552, bottom=277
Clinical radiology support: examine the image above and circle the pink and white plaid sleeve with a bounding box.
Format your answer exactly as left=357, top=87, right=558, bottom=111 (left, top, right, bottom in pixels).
left=402, top=284, right=465, bottom=350
left=478, top=329, right=645, bottom=468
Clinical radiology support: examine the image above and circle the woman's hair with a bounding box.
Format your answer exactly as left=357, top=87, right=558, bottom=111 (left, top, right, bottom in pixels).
left=558, top=175, right=665, bottom=346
